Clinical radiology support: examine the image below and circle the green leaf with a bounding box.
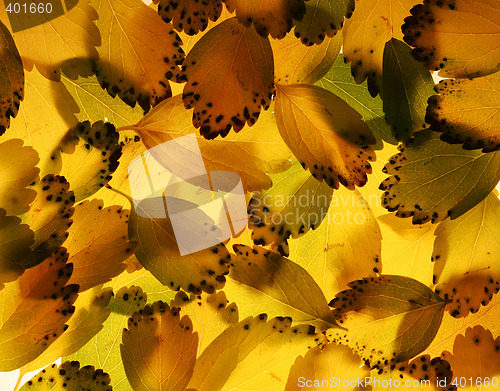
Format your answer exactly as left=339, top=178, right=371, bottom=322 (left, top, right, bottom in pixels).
left=317, top=54, right=397, bottom=148
left=379, top=130, right=500, bottom=224
left=432, top=192, right=500, bottom=317
left=158, top=0, right=223, bottom=35
left=382, top=39, right=435, bottom=141
left=328, top=275, right=447, bottom=368
left=227, top=244, right=339, bottom=329
left=0, top=19, right=23, bottom=136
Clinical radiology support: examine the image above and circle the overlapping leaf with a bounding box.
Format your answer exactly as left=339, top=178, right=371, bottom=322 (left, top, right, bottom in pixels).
left=181, top=17, right=274, bottom=139
left=426, top=72, right=500, bottom=152
left=158, top=0, right=223, bottom=35
left=402, top=0, right=500, bottom=78
left=379, top=130, right=500, bottom=224
left=275, top=83, right=376, bottom=189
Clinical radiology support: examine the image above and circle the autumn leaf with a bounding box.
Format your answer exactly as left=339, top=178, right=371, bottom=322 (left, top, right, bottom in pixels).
left=426, top=72, right=500, bottom=152
left=328, top=275, right=447, bottom=369
left=379, top=130, right=500, bottom=224
left=223, top=0, right=306, bottom=39
left=402, top=0, right=500, bottom=79
left=0, top=20, right=23, bottom=136
left=158, top=0, right=223, bottom=35
left=181, top=17, right=274, bottom=139
left=275, top=83, right=376, bottom=189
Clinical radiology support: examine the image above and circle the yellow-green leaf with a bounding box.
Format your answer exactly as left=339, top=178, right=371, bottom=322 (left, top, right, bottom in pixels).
left=187, top=315, right=327, bottom=390
left=223, top=0, right=306, bottom=39
left=402, top=0, right=500, bottom=78
left=181, top=17, right=274, bottom=139
left=158, top=0, right=223, bottom=35
left=328, top=275, right=447, bottom=369
left=92, top=0, right=185, bottom=111
left=294, top=0, right=354, bottom=46
left=426, top=72, right=500, bottom=152
left=275, top=83, right=376, bottom=189
left=0, top=19, right=23, bottom=135
left=121, top=301, right=198, bottom=391
left=0, top=247, right=79, bottom=371
left=379, top=130, right=500, bottom=224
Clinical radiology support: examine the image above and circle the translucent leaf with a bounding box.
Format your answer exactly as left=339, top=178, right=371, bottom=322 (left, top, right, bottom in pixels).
left=228, top=244, right=339, bottom=329
left=61, top=74, right=145, bottom=129
left=171, top=291, right=239, bottom=355
left=294, top=0, right=354, bottom=46
left=317, top=54, right=397, bottom=148
left=187, top=315, right=327, bottom=390
left=51, top=121, right=122, bottom=201
left=19, top=287, right=113, bottom=376
left=288, top=187, right=382, bottom=300
left=92, top=0, right=185, bottom=111
left=441, top=325, right=500, bottom=388
left=0, top=138, right=39, bottom=216
left=0, top=20, right=23, bottom=136
left=0, top=1, right=100, bottom=80
left=328, top=275, right=447, bottom=369
left=181, top=18, right=274, bottom=139
left=342, top=0, right=417, bottom=95
left=65, top=199, right=136, bottom=292
left=379, top=130, right=500, bottom=224
left=271, top=28, right=342, bottom=85
left=285, top=342, right=370, bottom=390
left=432, top=192, right=500, bottom=317
left=426, top=73, right=500, bottom=152
left=158, top=0, right=223, bottom=35
left=19, top=175, right=75, bottom=269
left=402, top=0, right=500, bottom=79
left=223, top=0, right=306, bottom=39
left=382, top=39, right=435, bottom=141
left=0, top=247, right=79, bottom=371
left=247, top=161, right=334, bottom=256
left=19, top=361, right=111, bottom=391
left=127, top=95, right=293, bottom=192
left=275, top=83, right=376, bottom=190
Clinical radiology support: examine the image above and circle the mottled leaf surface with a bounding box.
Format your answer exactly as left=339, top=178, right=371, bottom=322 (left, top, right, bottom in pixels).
left=158, top=0, right=223, bottom=35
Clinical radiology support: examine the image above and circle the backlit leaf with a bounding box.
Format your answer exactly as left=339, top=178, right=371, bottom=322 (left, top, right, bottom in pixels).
left=19, top=361, right=111, bottom=391
left=328, top=275, right=447, bottom=369
left=92, top=0, right=185, bottom=111
left=158, top=0, right=223, bottom=35
left=121, top=301, right=197, bottom=391
left=0, top=19, right=23, bottom=136
left=223, top=0, right=306, bottom=39
left=426, top=72, right=500, bottom=152
left=382, top=39, right=435, bottom=141
left=432, top=192, right=500, bottom=317
left=402, top=0, right=500, bottom=78
left=228, top=244, right=339, bottom=328
left=342, top=0, right=416, bottom=96
left=294, top=0, right=354, bottom=46
left=187, top=315, right=327, bottom=390
left=65, top=199, right=136, bottom=292
left=379, top=130, right=500, bottom=224
left=0, top=247, right=79, bottom=371
left=275, top=83, right=376, bottom=190
left=247, top=161, right=334, bottom=256
left=181, top=18, right=274, bottom=139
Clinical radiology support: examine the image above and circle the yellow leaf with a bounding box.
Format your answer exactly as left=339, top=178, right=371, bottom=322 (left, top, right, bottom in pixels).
left=275, top=83, right=376, bottom=190
left=158, top=0, right=224, bottom=35
left=65, top=199, right=136, bottom=292
left=426, top=73, right=500, bottom=152
left=223, top=0, right=306, bottom=39
left=0, top=247, right=79, bottom=371
left=181, top=17, right=274, bottom=139
left=402, top=0, right=500, bottom=79
left=121, top=301, right=198, bottom=391
left=0, top=20, right=23, bottom=135
left=0, top=1, right=100, bottom=81
left=92, top=0, right=185, bottom=111
left=342, top=0, right=417, bottom=95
